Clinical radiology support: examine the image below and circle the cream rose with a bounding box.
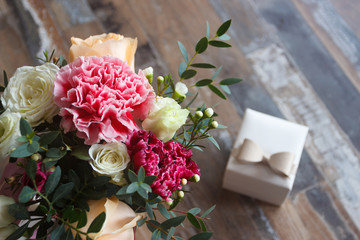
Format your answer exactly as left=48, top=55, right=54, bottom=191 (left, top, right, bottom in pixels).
left=89, top=142, right=130, bottom=186
left=73, top=197, right=141, bottom=240
left=142, top=97, right=190, bottom=142
left=69, top=33, right=137, bottom=70
left=1, top=63, right=60, bottom=126
left=0, top=195, right=15, bottom=228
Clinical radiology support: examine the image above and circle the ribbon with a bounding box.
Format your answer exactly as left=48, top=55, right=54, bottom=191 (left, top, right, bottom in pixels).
left=237, top=138, right=295, bottom=177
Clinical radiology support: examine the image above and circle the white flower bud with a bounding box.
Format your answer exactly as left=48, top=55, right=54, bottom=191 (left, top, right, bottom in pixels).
left=178, top=191, right=185, bottom=199
left=174, top=82, right=188, bottom=99
left=193, top=174, right=200, bottom=182
left=143, top=67, right=153, bottom=84
left=31, top=153, right=41, bottom=161
left=195, top=111, right=203, bottom=119
left=211, top=121, right=218, bottom=129
left=204, top=108, right=214, bottom=118
left=157, top=76, right=164, bottom=85
left=166, top=199, right=174, bottom=206
left=181, top=178, right=188, bottom=186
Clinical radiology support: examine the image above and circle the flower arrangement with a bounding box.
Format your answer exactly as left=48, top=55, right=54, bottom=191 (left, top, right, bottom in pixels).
left=0, top=20, right=241, bottom=240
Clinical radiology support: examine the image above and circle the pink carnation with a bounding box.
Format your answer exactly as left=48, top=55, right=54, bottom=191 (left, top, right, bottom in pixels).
left=126, top=130, right=200, bottom=200
left=53, top=56, right=155, bottom=144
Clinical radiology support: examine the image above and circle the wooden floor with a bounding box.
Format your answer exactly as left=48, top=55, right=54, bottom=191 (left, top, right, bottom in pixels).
left=1, top=0, right=360, bottom=239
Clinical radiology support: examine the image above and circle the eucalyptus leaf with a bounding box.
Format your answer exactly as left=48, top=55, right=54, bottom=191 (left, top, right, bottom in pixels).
left=187, top=212, right=201, bottom=229
left=195, top=37, right=208, bottom=54
left=208, top=136, right=220, bottom=150
left=52, top=182, right=74, bottom=203
left=87, top=212, right=106, bottom=233
left=177, top=41, right=188, bottom=63
left=45, top=166, right=61, bottom=195
left=200, top=219, right=207, bottom=232
left=8, top=203, right=30, bottom=219
left=137, top=217, right=147, bottom=227
left=19, top=186, right=36, bottom=203
left=220, top=84, right=231, bottom=94
left=201, top=204, right=216, bottom=217
left=208, top=84, right=226, bottom=99
left=144, top=175, right=157, bottom=185
left=209, top=40, right=231, bottom=48
left=39, top=132, right=60, bottom=146
left=190, top=63, right=216, bottom=69
left=138, top=167, right=145, bottom=182
left=146, top=202, right=154, bottom=220
left=140, top=183, right=152, bottom=192
left=160, top=216, right=186, bottom=229
left=189, top=232, right=213, bottom=240
left=211, top=66, right=222, bottom=80
left=220, top=78, right=242, bottom=85
left=46, top=148, right=65, bottom=159
left=151, top=229, right=161, bottom=240
left=25, top=159, right=37, bottom=181
left=178, top=61, right=187, bottom=77
left=188, top=208, right=201, bottom=215
left=50, top=224, right=65, bottom=240
left=216, top=19, right=232, bottom=36
left=126, top=182, right=139, bottom=194
left=10, top=143, right=33, bottom=158
left=167, top=227, right=175, bottom=240
left=20, top=118, right=32, bottom=136
left=181, top=69, right=197, bottom=79
left=218, top=33, right=231, bottom=41
left=137, top=186, right=148, bottom=198
left=158, top=203, right=170, bottom=219
left=206, top=21, right=210, bottom=39
left=195, top=79, right=212, bottom=87
left=27, top=141, right=39, bottom=154
left=128, top=169, right=138, bottom=183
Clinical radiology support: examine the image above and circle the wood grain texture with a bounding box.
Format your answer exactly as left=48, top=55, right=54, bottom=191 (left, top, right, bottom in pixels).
left=1, top=0, right=359, bottom=239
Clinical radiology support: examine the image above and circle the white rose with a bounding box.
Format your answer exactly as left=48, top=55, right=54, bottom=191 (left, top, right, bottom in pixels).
left=0, top=195, right=15, bottom=228
left=1, top=63, right=60, bottom=126
left=142, top=97, right=189, bottom=142
left=89, top=142, right=130, bottom=185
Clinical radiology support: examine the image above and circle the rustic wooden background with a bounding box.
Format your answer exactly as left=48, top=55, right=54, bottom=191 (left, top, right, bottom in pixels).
left=1, top=0, right=360, bottom=239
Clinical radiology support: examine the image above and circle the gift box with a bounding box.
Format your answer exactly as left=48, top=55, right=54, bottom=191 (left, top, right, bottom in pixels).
left=222, top=108, right=308, bottom=205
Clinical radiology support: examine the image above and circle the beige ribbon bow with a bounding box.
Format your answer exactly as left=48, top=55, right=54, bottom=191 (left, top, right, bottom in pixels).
left=237, top=138, right=295, bottom=177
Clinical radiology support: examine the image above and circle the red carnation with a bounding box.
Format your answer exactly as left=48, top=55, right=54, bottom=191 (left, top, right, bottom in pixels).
left=126, top=130, right=200, bottom=200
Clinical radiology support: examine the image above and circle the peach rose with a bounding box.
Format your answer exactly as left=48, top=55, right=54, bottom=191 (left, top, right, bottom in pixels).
left=69, top=33, right=137, bottom=70
left=73, top=197, right=141, bottom=240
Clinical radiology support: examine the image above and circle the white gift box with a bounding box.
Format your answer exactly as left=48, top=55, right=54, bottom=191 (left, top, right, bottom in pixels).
left=222, top=108, right=308, bottom=205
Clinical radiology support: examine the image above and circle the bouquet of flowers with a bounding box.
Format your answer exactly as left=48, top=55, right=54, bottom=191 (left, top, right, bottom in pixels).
left=0, top=20, right=241, bottom=240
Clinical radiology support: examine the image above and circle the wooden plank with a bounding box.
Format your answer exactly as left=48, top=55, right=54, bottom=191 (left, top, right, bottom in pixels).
left=292, top=0, right=360, bottom=92
left=253, top=0, right=360, bottom=151
left=247, top=43, right=360, bottom=232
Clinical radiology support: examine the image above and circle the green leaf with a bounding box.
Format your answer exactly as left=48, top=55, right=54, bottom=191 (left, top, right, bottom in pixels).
left=87, top=212, right=106, bottom=233
left=183, top=129, right=190, bottom=141
left=151, top=229, right=161, bottom=240
left=140, top=183, right=152, bottom=193
left=146, top=202, right=154, bottom=220
left=63, top=229, right=75, bottom=240
left=208, top=136, right=220, bottom=150
left=0, top=86, right=4, bottom=92
left=160, top=216, right=186, bottom=229
left=137, top=217, right=147, bottom=227
left=177, top=41, right=188, bottom=63
left=138, top=167, right=145, bottom=182
left=220, top=84, right=231, bottom=94
left=137, top=186, right=148, bottom=198
left=16, top=136, right=28, bottom=143
left=39, top=132, right=60, bottom=146
left=218, top=33, right=231, bottom=41
left=187, top=212, right=201, bottom=229
left=212, top=66, right=222, bottom=80
left=50, top=224, right=65, bottom=240
left=26, top=159, right=37, bottom=180
left=46, top=148, right=65, bottom=158
left=206, top=21, right=210, bottom=39
left=70, top=146, right=90, bottom=160
left=195, top=79, right=213, bottom=87
left=199, top=219, right=207, bottom=232
left=216, top=19, right=232, bottom=36
left=195, top=37, right=208, bottom=54
left=5, top=221, right=29, bottom=240
left=128, top=169, right=138, bottom=183
left=209, top=40, right=231, bottom=48
left=8, top=203, right=30, bottom=219
left=69, top=170, right=80, bottom=189
left=185, top=92, right=199, bottom=108
left=188, top=208, right=201, bottom=215
left=45, top=166, right=61, bottom=195
left=158, top=203, right=170, bottom=219
left=89, top=176, right=110, bottom=187
left=20, top=118, right=32, bottom=136
left=76, top=211, right=87, bottom=228
left=220, top=78, right=242, bottom=85
left=126, top=182, right=139, bottom=194
left=19, top=186, right=36, bottom=203
left=189, top=232, right=213, bottom=240
left=27, top=141, right=39, bottom=154
left=3, top=70, right=8, bottom=87
left=190, top=63, right=216, bottom=69
left=144, top=175, right=157, bottom=185
left=52, top=182, right=74, bottom=203
left=10, top=144, right=32, bottom=158
left=208, top=84, right=226, bottom=99
left=181, top=69, right=197, bottom=79
left=178, top=61, right=187, bottom=77
left=201, top=205, right=216, bottom=217
left=167, top=227, right=175, bottom=240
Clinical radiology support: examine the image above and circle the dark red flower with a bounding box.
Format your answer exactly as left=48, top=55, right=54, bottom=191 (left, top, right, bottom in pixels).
left=22, top=162, right=53, bottom=193
left=126, top=130, right=200, bottom=200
